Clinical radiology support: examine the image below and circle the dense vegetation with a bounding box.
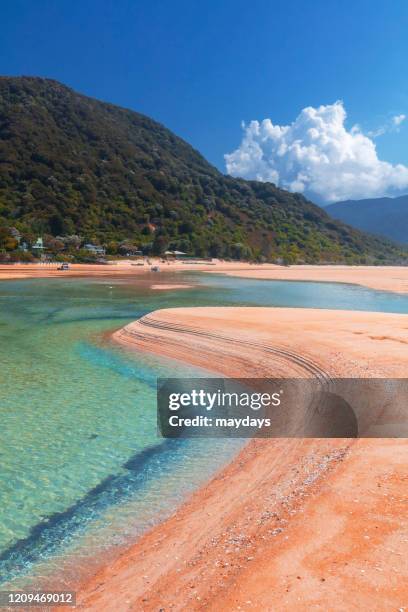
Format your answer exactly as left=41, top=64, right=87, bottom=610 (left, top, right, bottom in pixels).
left=0, top=76, right=407, bottom=263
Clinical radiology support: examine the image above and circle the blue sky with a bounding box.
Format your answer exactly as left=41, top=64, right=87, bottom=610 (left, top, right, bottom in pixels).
left=1, top=0, right=408, bottom=200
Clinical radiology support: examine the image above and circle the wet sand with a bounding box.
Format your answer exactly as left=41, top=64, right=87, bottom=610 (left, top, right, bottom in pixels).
left=1, top=262, right=407, bottom=294
left=76, top=307, right=408, bottom=611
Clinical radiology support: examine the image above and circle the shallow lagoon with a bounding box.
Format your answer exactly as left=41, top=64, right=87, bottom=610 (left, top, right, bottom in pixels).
left=0, top=272, right=406, bottom=585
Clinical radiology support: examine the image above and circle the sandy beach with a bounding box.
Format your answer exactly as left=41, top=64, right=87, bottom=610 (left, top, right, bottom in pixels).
left=76, top=306, right=408, bottom=611
left=1, top=262, right=408, bottom=294
left=208, top=264, right=408, bottom=295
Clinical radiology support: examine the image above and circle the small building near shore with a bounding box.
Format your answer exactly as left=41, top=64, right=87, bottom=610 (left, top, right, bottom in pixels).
left=164, top=250, right=187, bottom=260
left=84, top=243, right=106, bottom=256
left=118, top=243, right=143, bottom=257
left=32, top=237, right=44, bottom=253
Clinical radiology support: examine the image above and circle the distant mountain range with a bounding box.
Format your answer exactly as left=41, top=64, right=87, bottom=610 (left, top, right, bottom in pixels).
left=325, top=195, right=408, bottom=244
left=0, top=76, right=406, bottom=263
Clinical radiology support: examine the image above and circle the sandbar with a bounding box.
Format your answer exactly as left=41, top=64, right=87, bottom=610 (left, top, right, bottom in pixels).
left=76, top=306, right=408, bottom=610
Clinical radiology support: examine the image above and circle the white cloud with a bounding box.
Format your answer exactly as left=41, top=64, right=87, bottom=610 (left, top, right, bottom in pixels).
left=393, top=114, right=406, bottom=127
left=225, top=101, right=408, bottom=202
left=368, top=113, right=406, bottom=138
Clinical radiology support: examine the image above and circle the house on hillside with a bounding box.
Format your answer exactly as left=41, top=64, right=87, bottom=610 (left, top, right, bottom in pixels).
left=32, top=237, right=44, bottom=253
left=84, top=243, right=106, bottom=256
left=10, top=228, right=21, bottom=243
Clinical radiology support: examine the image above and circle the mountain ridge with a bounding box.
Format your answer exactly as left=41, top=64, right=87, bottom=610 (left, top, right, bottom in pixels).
left=0, top=76, right=406, bottom=263
left=325, top=195, right=408, bottom=245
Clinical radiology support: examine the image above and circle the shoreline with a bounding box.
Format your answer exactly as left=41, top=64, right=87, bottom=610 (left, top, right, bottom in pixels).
left=207, top=264, right=408, bottom=295
left=1, top=262, right=407, bottom=294
left=76, top=306, right=408, bottom=610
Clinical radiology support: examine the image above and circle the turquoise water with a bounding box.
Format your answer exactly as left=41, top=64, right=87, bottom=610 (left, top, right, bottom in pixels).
left=197, top=273, right=408, bottom=313
left=0, top=272, right=406, bottom=586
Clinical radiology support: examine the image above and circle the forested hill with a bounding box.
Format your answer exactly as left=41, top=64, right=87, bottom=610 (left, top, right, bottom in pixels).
left=0, top=76, right=406, bottom=263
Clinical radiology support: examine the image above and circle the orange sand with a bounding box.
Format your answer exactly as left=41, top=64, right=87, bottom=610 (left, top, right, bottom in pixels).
left=75, top=307, right=408, bottom=611
left=150, top=284, right=193, bottom=290
left=209, top=264, right=408, bottom=294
